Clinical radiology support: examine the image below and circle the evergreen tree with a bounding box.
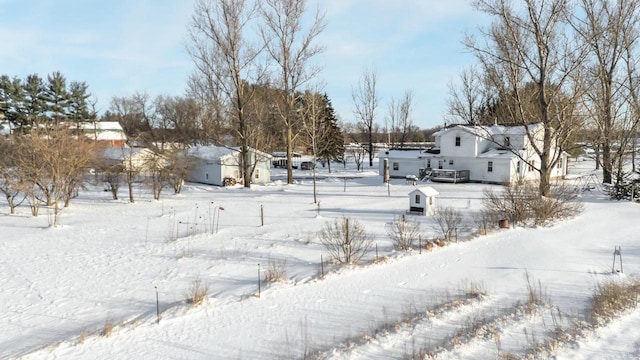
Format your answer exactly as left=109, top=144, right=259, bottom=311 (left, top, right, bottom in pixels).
left=68, top=81, right=94, bottom=123
left=318, top=94, right=344, bottom=171
left=44, top=71, right=70, bottom=124
left=22, top=74, right=47, bottom=128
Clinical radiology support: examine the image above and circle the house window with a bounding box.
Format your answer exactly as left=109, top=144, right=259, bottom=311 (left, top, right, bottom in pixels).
left=205, top=173, right=209, bottom=180
left=393, top=162, right=399, bottom=171
left=426, top=159, right=431, bottom=169
left=488, top=161, right=493, bottom=172
left=415, top=194, right=421, bottom=204
left=449, top=159, right=454, bottom=166
left=529, top=161, right=535, bottom=172
left=504, top=136, right=510, bottom=148
left=557, top=158, right=563, bottom=170
left=516, top=161, right=521, bottom=174
left=428, top=196, right=432, bottom=205
left=438, top=160, right=443, bottom=169
left=455, top=136, right=461, bottom=146
left=255, top=169, right=260, bottom=179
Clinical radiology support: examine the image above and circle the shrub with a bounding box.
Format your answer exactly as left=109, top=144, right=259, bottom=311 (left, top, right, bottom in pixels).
left=589, top=278, right=640, bottom=325
left=264, top=259, right=288, bottom=283
left=482, top=183, right=582, bottom=227
left=185, top=278, right=209, bottom=306
left=386, top=214, right=421, bottom=251
left=319, top=217, right=373, bottom=265
left=433, top=206, right=464, bottom=242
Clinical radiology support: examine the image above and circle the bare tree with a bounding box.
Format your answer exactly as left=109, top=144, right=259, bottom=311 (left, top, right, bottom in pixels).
left=465, top=0, right=585, bottom=196
left=187, top=0, right=265, bottom=188
left=14, top=128, right=98, bottom=225
left=447, top=65, right=487, bottom=125
left=386, top=214, right=421, bottom=251
left=352, top=67, right=378, bottom=167
left=0, top=138, right=25, bottom=213
left=301, top=85, right=329, bottom=204
left=388, top=90, right=414, bottom=148
left=260, top=0, right=326, bottom=184
left=573, top=0, right=640, bottom=185
left=433, top=206, right=463, bottom=242
left=319, top=217, right=373, bottom=265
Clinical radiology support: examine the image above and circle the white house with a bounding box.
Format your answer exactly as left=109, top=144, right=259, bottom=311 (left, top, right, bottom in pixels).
left=79, top=121, right=127, bottom=147
left=379, top=123, right=568, bottom=185
left=409, top=187, right=439, bottom=216
left=101, top=147, right=163, bottom=175
left=187, top=145, right=272, bottom=186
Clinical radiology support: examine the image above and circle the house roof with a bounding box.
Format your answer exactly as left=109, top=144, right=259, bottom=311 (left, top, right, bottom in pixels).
left=102, top=147, right=154, bottom=161
left=433, top=123, right=543, bottom=137
left=410, top=186, right=439, bottom=197
left=379, top=149, right=428, bottom=159
left=476, top=148, right=519, bottom=159
left=188, top=145, right=237, bottom=161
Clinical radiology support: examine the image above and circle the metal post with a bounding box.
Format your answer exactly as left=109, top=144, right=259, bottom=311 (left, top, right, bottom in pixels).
left=260, top=204, right=264, bottom=226
left=155, top=286, right=160, bottom=324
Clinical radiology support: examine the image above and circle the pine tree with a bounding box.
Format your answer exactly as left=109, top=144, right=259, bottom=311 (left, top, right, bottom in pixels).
left=318, top=94, right=344, bottom=172
left=44, top=71, right=70, bottom=124
left=68, top=81, right=94, bottom=124
left=22, top=74, right=47, bottom=128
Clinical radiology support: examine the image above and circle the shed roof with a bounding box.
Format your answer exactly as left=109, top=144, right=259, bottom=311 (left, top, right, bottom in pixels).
left=410, top=186, right=439, bottom=197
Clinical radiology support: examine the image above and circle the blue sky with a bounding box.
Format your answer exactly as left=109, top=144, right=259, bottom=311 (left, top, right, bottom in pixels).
left=0, top=0, right=487, bottom=129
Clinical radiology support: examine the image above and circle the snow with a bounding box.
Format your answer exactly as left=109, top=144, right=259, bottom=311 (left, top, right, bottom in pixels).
left=0, top=159, right=638, bottom=359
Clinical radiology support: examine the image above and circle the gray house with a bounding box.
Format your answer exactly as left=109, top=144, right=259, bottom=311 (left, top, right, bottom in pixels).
left=187, top=145, right=272, bottom=186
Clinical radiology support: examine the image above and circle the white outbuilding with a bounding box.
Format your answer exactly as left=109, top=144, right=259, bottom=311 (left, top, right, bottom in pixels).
left=409, top=187, right=439, bottom=216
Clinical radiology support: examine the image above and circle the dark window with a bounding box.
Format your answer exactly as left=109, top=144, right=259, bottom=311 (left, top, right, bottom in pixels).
left=504, top=136, right=510, bottom=147
left=415, top=194, right=421, bottom=204
left=393, top=162, right=399, bottom=171
left=488, top=161, right=493, bottom=172
left=455, top=136, right=461, bottom=146
left=449, top=159, right=454, bottom=165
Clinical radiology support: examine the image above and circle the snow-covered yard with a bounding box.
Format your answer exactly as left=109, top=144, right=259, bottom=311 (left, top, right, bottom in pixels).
left=1, top=159, right=639, bottom=359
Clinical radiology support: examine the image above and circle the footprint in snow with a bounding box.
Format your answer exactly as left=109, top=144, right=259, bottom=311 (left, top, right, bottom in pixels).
left=420, top=273, right=428, bottom=277
left=456, top=258, right=461, bottom=262
left=398, top=282, right=407, bottom=286
left=362, top=289, right=371, bottom=294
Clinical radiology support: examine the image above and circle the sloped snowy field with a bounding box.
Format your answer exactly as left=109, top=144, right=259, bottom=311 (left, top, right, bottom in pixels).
left=0, top=159, right=638, bottom=359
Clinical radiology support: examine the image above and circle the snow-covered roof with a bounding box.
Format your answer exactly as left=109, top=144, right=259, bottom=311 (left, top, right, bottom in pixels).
left=379, top=149, right=428, bottom=159
left=434, top=123, right=543, bottom=137
left=476, top=148, right=518, bottom=159
left=93, top=130, right=127, bottom=141
left=410, top=186, right=439, bottom=196
left=188, top=145, right=237, bottom=161
left=79, top=121, right=124, bottom=131
left=101, top=147, right=153, bottom=161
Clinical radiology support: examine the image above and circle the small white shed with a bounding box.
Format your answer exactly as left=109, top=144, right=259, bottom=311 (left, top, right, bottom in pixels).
left=409, top=187, right=439, bottom=216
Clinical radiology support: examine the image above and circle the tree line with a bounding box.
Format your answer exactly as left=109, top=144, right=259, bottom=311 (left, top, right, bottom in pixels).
left=0, top=71, right=95, bottom=132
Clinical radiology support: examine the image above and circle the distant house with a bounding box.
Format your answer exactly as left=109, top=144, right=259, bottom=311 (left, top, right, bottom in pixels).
left=79, top=121, right=127, bottom=147
left=101, top=147, right=162, bottom=175
left=379, top=123, right=568, bottom=185
left=188, top=145, right=272, bottom=186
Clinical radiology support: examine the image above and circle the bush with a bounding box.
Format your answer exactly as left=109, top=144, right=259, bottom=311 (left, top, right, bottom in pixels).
left=319, top=217, right=373, bottom=265
left=386, top=214, right=421, bottom=251
left=264, top=259, right=288, bottom=283
left=482, top=183, right=582, bottom=227
left=589, top=278, right=640, bottom=325
left=433, top=206, right=464, bottom=242
left=185, top=278, right=209, bottom=306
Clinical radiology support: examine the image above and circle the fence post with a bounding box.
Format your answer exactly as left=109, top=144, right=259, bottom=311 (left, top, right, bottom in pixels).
left=155, top=286, right=160, bottom=324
